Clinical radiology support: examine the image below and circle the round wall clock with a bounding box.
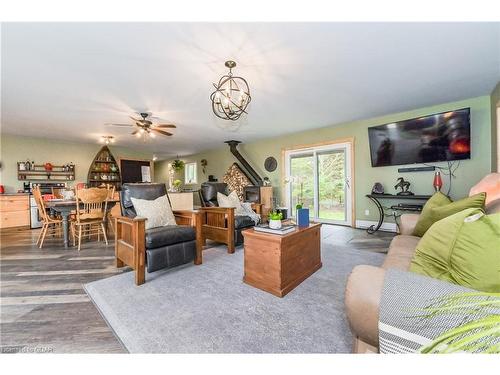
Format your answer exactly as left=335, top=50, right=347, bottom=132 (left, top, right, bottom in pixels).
left=264, top=156, right=277, bottom=172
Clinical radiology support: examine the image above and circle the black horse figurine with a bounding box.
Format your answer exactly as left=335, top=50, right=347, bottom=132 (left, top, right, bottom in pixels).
left=394, top=177, right=414, bottom=196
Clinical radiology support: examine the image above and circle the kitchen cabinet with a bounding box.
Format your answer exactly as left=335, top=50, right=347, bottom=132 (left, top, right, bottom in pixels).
left=0, top=194, right=30, bottom=229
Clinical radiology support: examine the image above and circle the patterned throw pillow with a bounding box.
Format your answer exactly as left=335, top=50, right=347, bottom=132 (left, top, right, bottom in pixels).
left=130, top=195, right=177, bottom=230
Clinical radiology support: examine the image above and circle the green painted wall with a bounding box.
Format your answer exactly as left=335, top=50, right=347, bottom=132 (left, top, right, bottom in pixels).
left=491, top=81, right=500, bottom=172
left=155, top=95, right=493, bottom=224
left=0, top=134, right=153, bottom=193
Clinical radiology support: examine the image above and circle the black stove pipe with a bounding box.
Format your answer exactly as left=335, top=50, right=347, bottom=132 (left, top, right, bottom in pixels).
left=225, top=140, right=263, bottom=186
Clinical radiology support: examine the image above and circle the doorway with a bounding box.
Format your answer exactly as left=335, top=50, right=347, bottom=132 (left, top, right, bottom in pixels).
left=284, top=140, right=354, bottom=226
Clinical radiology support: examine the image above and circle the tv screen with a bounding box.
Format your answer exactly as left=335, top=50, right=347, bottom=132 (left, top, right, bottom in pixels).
left=368, top=108, right=471, bottom=167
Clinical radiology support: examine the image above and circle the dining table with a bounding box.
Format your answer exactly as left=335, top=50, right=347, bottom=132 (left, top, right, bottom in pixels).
left=45, top=199, right=119, bottom=248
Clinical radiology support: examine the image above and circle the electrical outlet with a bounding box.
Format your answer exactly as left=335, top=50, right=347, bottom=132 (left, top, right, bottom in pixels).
left=364, top=209, right=369, bottom=216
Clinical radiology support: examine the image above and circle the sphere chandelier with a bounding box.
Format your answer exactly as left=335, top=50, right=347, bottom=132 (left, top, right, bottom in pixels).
left=210, top=61, right=251, bottom=121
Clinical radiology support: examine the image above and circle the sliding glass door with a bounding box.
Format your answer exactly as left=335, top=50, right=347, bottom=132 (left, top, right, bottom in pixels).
left=285, top=142, right=352, bottom=226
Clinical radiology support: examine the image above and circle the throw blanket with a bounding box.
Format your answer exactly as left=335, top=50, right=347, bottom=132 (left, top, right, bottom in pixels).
left=238, top=202, right=261, bottom=225
left=379, top=269, right=500, bottom=353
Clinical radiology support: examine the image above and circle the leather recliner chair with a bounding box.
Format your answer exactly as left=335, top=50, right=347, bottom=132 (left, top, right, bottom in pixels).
left=198, top=182, right=261, bottom=252
left=115, top=183, right=202, bottom=285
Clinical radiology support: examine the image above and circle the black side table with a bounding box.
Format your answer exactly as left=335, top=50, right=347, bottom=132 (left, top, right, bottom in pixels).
left=365, top=194, right=432, bottom=234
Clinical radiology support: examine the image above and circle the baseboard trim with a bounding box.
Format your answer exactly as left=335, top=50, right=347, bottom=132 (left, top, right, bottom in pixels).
left=355, top=220, right=397, bottom=233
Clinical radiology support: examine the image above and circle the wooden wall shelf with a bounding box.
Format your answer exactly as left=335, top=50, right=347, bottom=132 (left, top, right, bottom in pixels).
left=17, top=163, right=75, bottom=181
left=87, top=146, right=121, bottom=189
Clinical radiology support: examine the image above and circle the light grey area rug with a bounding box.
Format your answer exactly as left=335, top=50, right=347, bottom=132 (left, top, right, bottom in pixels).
left=84, top=239, right=385, bottom=353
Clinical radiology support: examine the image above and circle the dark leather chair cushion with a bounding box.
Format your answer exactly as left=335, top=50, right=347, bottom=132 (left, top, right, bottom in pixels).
left=120, top=183, right=170, bottom=218
left=234, top=215, right=255, bottom=229
left=145, top=225, right=196, bottom=249
left=146, top=240, right=196, bottom=273
left=199, top=182, right=228, bottom=207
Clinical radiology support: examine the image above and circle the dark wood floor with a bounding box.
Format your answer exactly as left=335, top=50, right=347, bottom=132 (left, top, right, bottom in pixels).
left=0, top=227, right=126, bottom=353
left=0, top=225, right=393, bottom=353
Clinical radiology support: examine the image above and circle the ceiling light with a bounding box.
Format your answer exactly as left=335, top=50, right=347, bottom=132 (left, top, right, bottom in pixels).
left=149, top=132, right=156, bottom=138
left=152, top=155, right=158, bottom=161
left=210, top=61, right=251, bottom=121
left=101, top=135, right=115, bottom=144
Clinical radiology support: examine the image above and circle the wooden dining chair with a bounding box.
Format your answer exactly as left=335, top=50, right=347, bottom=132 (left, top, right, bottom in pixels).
left=72, top=187, right=110, bottom=251
left=105, top=184, right=116, bottom=234
left=32, top=186, right=63, bottom=248
left=51, top=187, right=64, bottom=199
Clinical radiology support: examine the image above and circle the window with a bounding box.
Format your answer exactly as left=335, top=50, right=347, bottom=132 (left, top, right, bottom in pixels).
left=184, top=162, right=197, bottom=184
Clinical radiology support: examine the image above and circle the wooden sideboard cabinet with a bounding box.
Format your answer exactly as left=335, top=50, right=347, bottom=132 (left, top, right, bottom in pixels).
left=0, top=194, right=30, bottom=229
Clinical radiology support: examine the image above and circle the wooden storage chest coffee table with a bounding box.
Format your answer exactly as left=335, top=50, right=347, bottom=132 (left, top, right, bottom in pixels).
left=242, top=223, right=322, bottom=297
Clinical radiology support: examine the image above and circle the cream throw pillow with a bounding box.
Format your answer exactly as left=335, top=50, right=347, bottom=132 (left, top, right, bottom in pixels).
left=130, top=194, right=177, bottom=230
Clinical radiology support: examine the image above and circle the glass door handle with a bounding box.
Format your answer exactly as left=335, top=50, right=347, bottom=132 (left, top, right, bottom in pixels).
left=345, top=178, right=350, bottom=189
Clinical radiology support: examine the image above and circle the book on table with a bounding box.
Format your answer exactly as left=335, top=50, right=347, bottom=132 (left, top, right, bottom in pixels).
left=253, top=224, right=296, bottom=235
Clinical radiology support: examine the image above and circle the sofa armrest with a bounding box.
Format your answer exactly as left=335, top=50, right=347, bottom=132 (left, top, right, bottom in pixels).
left=399, top=213, right=420, bottom=235
left=114, top=215, right=147, bottom=285
left=345, top=265, right=386, bottom=348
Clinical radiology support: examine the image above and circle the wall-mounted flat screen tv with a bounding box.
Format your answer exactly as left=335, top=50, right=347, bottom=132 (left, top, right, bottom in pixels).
left=368, top=107, right=471, bottom=167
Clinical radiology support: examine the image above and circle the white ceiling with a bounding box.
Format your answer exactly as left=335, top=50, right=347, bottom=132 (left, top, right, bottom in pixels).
left=1, top=22, right=499, bottom=158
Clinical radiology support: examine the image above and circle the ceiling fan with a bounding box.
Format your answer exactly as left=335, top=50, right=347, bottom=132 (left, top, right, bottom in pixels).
left=105, top=112, right=176, bottom=138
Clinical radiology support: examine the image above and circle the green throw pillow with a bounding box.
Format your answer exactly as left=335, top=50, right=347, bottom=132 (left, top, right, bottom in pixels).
left=410, top=208, right=500, bottom=293
left=412, top=192, right=486, bottom=237
left=412, top=192, right=452, bottom=237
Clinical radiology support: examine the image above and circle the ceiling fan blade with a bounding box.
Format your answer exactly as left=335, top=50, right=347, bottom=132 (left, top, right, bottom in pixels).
left=131, top=129, right=140, bottom=135
left=105, top=123, right=133, bottom=127
left=152, top=129, right=173, bottom=136
left=155, top=124, right=177, bottom=128
left=130, top=116, right=143, bottom=122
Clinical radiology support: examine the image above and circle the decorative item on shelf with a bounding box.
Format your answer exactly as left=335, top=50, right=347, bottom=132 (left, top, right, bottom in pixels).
left=264, top=156, right=277, bottom=172
left=268, top=210, right=283, bottom=230
left=394, top=177, right=414, bottom=196
left=171, top=159, right=185, bottom=172
left=25, top=160, right=32, bottom=171
left=173, top=179, right=182, bottom=192
left=210, top=60, right=251, bottom=121
left=18, top=161, right=26, bottom=171
left=201, top=159, right=207, bottom=175
left=44, top=162, right=53, bottom=172
left=371, top=182, right=384, bottom=194
left=110, top=164, right=117, bottom=172
left=263, top=177, right=271, bottom=186
left=433, top=171, right=443, bottom=192
left=208, top=175, right=217, bottom=182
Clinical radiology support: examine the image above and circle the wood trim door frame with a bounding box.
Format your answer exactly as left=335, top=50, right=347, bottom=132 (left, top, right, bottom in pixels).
left=281, top=137, right=355, bottom=227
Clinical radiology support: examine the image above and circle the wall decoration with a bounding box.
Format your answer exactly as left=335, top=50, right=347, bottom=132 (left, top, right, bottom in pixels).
left=264, top=156, right=277, bottom=172
left=201, top=159, right=208, bottom=175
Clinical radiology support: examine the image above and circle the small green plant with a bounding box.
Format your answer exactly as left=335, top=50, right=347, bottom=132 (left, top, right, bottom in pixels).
left=295, top=203, right=303, bottom=210
left=173, top=179, right=182, bottom=189
left=268, top=210, right=283, bottom=221
left=414, top=292, right=500, bottom=354
left=171, top=159, right=185, bottom=172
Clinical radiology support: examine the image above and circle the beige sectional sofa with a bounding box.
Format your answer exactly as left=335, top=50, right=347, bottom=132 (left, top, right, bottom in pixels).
left=344, top=173, right=500, bottom=353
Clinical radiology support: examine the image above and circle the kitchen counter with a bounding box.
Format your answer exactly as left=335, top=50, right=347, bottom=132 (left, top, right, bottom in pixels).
left=0, top=192, right=30, bottom=196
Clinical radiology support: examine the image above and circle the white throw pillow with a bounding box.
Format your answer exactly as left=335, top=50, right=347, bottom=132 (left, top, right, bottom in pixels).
left=130, top=194, right=177, bottom=230
left=217, top=191, right=241, bottom=209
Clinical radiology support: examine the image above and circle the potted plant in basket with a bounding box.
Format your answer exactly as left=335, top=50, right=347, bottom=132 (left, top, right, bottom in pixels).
left=171, top=159, right=185, bottom=172
left=268, top=210, right=283, bottom=230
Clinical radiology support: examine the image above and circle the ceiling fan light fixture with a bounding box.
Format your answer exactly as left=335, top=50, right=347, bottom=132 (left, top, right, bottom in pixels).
left=210, top=61, right=251, bottom=121
left=101, top=135, right=115, bottom=145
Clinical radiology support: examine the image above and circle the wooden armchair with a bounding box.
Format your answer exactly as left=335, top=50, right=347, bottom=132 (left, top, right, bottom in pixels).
left=114, top=183, right=202, bottom=286
left=198, top=182, right=262, bottom=254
